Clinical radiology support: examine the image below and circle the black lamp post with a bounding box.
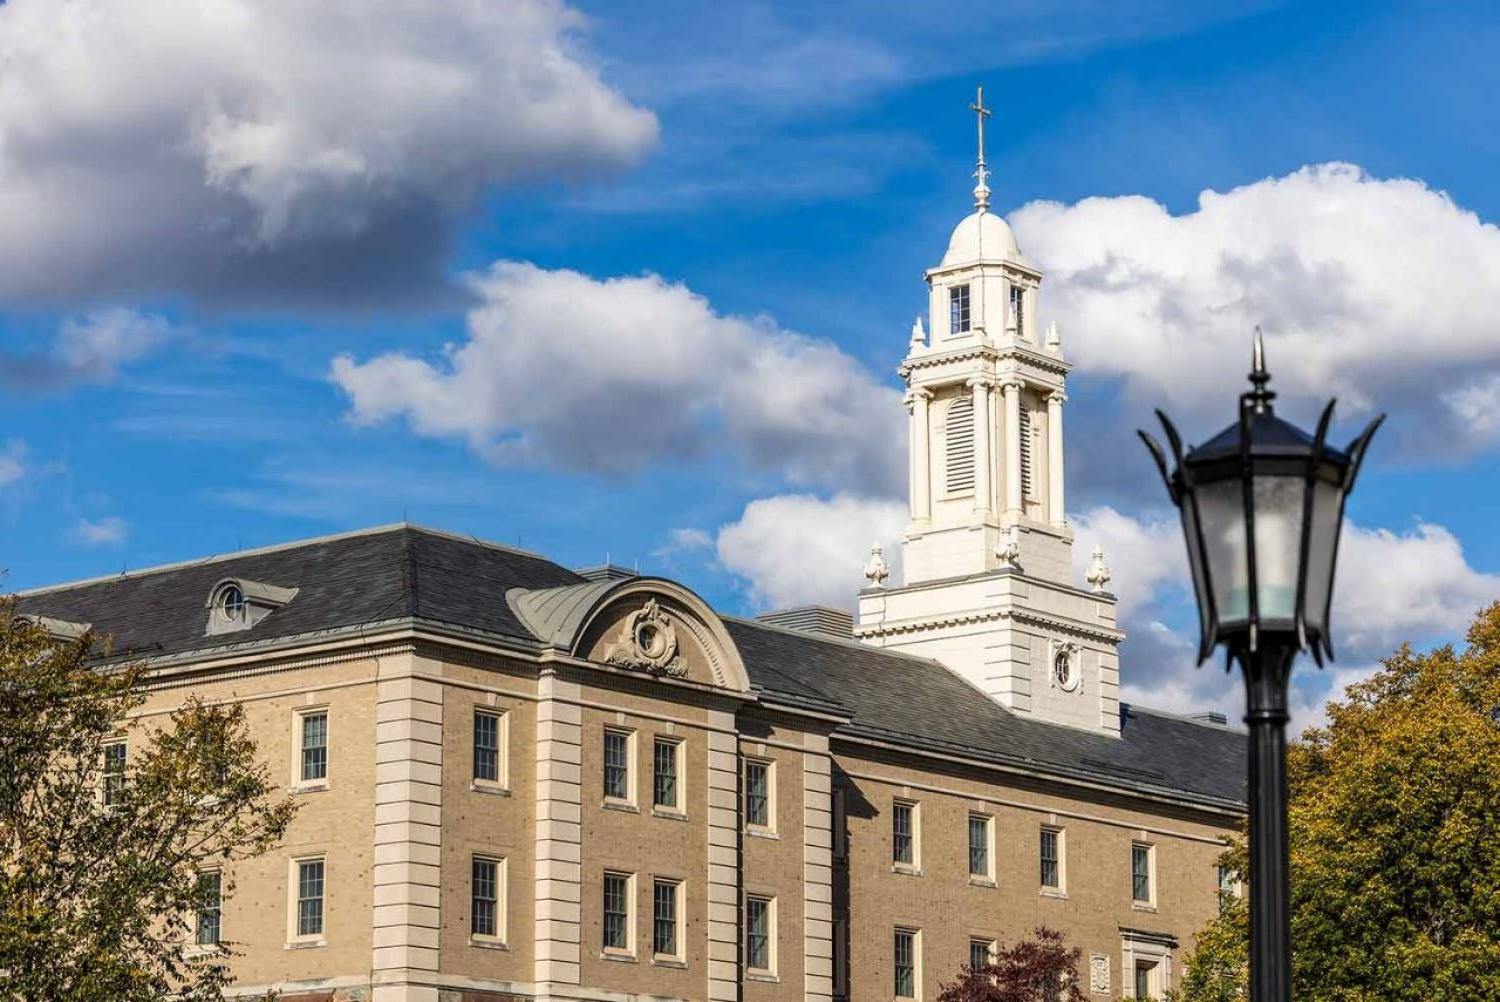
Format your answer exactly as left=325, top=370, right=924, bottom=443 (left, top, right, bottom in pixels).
left=1138, top=330, right=1382, bottom=1002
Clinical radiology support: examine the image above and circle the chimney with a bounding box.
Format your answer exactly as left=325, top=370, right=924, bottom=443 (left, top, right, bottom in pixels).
left=1191, top=711, right=1229, bottom=726
left=574, top=564, right=638, bottom=583
left=755, top=605, right=853, bottom=641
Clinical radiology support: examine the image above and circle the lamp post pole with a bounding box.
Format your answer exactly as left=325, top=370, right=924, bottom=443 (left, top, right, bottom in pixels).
left=1240, top=645, right=1295, bottom=1002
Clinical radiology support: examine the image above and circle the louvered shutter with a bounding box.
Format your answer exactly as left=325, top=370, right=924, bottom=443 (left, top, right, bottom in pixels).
left=946, top=396, right=975, bottom=494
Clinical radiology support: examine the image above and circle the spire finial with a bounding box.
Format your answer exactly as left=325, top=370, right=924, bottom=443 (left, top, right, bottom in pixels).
left=863, top=542, right=890, bottom=588
left=1248, top=325, right=1275, bottom=413
left=969, top=85, right=993, bottom=211
left=910, top=315, right=927, bottom=349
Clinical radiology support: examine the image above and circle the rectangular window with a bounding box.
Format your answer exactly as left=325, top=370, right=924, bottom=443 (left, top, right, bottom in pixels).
left=894, top=928, right=918, bottom=999
left=653, top=738, right=680, bottom=810
left=833, top=917, right=848, bottom=997
left=195, top=871, right=222, bottom=946
left=1132, top=843, right=1153, bottom=904
left=299, top=711, right=328, bottom=783
left=746, top=896, right=774, bottom=973
left=893, top=801, right=916, bottom=866
left=473, top=710, right=501, bottom=784
left=1009, top=283, right=1025, bottom=337
left=603, top=871, right=631, bottom=952
left=968, top=814, right=991, bottom=879
left=745, top=759, right=771, bottom=829
left=949, top=284, right=971, bottom=334
left=1135, top=960, right=1158, bottom=999
left=969, top=938, right=993, bottom=972
left=102, top=740, right=127, bottom=806
left=653, top=879, right=680, bottom=958
left=832, top=786, right=847, bottom=861
left=1040, top=827, right=1061, bottom=889
left=295, top=859, right=325, bottom=938
left=604, top=729, right=631, bottom=801
left=472, top=857, right=499, bottom=939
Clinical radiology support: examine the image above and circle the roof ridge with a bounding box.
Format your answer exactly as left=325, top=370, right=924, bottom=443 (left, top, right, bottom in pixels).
left=723, top=613, right=952, bottom=669
left=1124, top=702, right=1245, bottom=733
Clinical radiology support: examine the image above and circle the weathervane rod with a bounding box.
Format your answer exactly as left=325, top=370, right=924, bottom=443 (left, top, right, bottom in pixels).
left=969, top=84, right=993, bottom=211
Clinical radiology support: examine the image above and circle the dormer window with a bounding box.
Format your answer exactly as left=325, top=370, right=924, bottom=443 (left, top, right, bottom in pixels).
left=949, top=284, right=971, bottom=335
left=204, top=578, right=298, bottom=636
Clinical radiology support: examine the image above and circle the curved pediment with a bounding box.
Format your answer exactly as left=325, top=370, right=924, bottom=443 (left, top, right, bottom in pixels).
left=506, top=577, right=750, bottom=693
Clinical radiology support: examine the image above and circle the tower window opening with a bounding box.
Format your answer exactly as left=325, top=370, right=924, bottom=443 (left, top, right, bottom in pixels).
left=1019, top=403, right=1034, bottom=499
left=949, top=284, right=971, bottom=335
left=1009, top=284, right=1026, bottom=338
left=945, top=396, right=976, bottom=494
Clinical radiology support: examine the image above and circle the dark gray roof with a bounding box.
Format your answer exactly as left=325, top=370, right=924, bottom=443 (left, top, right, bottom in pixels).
left=11, top=524, right=1244, bottom=809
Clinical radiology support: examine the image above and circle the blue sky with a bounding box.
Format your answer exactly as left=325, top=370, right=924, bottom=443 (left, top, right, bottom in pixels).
left=2, top=0, right=1498, bottom=725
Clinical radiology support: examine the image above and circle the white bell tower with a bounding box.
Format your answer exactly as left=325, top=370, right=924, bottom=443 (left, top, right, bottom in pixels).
left=856, top=87, right=1125, bottom=736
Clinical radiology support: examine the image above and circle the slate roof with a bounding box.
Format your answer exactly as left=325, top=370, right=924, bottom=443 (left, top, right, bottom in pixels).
left=10, top=523, right=1245, bottom=809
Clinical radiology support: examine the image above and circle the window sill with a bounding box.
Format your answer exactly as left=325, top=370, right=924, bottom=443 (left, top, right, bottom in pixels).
left=470, top=782, right=511, bottom=797
left=1039, top=888, right=1068, bottom=900
left=968, top=876, right=997, bottom=888
left=600, top=950, right=638, bottom=964
left=602, top=800, right=640, bottom=814
left=652, top=956, right=688, bottom=969
left=892, top=865, right=923, bottom=877
left=1132, top=903, right=1158, bottom=913
left=747, top=971, right=781, bottom=984
left=290, top=781, right=329, bottom=796
left=284, top=938, right=327, bottom=950
left=183, top=943, right=224, bottom=959
left=470, top=936, right=510, bottom=950
left=746, top=827, right=780, bottom=840
left=652, top=807, right=689, bottom=822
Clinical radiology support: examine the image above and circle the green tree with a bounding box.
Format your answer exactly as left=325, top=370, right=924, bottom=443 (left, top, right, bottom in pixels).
left=0, top=601, right=297, bottom=1002
left=1174, top=602, right=1500, bottom=1002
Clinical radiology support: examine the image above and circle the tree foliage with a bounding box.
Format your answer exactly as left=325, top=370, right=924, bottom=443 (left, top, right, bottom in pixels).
left=0, top=601, right=297, bottom=1002
left=1174, top=602, right=1500, bottom=1002
left=938, top=927, right=1087, bottom=1002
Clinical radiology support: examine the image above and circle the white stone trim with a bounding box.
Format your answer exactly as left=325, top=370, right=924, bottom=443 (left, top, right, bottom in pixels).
left=535, top=670, right=584, bottom=993
left=705, top=710, right=740, bottom=1002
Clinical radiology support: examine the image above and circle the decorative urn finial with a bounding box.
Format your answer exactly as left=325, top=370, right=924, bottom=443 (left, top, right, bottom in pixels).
left=1045, top=320, right=1061, bottom=349
left=1085, top=545, right=1112, bottom=594
left=863, top=542, right=890, bottom=588
left=996, top=525, right=1022, bottom=570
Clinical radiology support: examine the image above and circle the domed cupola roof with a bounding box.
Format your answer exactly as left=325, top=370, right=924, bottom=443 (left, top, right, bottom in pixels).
left=940, top=209, right=1020, bottom=267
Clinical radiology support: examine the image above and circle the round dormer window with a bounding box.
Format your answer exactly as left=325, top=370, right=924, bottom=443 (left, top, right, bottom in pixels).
left=1054, top=647, right=1079, bottom=691
left=216, top=584, right=246, bottom=623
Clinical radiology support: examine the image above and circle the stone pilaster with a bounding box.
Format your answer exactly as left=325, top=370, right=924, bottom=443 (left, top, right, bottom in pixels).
left=372, top=653, right=444, bottom=1002
left=802, top=733, right=835, bottom=1002
left=706, top=710, right=741, bottom=1002
left=534, top=670, right=584, bottom=998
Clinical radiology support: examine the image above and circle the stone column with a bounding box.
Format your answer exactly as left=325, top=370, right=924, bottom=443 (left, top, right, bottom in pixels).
left=372, top=652, right=444, bottom=1002
left=802, top=733, right=835, bottom=1002
left=1002, top=380, right=1024, bottom=519
left=533, top=669, right=583, bottom=996
left=705, top=711, right=741, bottom=1002
left=968, top=377, right=993, bottom=515
left=1047, top=390, right=1066, bottom=527
left=907, top=388, right=933, bottom=523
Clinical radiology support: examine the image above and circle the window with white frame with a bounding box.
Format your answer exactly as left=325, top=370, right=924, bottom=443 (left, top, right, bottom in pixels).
left=603, top=871, right=633, bottom=953
left=292, top=857, right=325, bottom=940
left=652, top=878, right=682, bottom=960
left=472, top=856, right=505, bottom=942
left=949, top=284, right=971, bottom=334
left=1009, top=283, right=1025, bottom=338
left=604, top=728, right=633, bottom=803
left=746, top=895, right=776, bottom=975
left=1217, top=862, right=1238, bottom=905
left=1134, top=959, right=1161, bottom=999
left=744, top=758, right=773, bottom=831
left=1132, top=843, right=1155, bottom=905
left=1041, top=826, right=1064, bottom=891
left=296, top=709, right=328, bottom=785
left=195, top=870, right=222, bottom=947
left=653, top=738, right=681, bottom=811
left=473, top=709, right=506, bottom=787
left=968, top=813, right=993, bottom=880
left=893, top=800, right=919, bottom=868
left=894, top=927, right=920, bottom=999
left=102, top=739, right=127, bottom=806
left=969, top=937, right=994, bottom=973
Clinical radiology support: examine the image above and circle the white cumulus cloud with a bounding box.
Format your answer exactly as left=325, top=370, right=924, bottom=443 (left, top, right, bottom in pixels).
left=0, top=0, right=657, bottom=305
left=714, top=493, right=907, bottom=611
left=331, top=262, right=904, bottom=490
left=0, top=440, right=26, bottom=487
left=1012, top=163, right=1500, bottom=457
left=66, top=516, right=130, bottom=547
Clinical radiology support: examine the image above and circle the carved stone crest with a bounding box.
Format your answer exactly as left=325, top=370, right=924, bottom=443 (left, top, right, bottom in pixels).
left=1089, top=953, right=1110, bottom=994
left=605, top=599, right=686, bottom=678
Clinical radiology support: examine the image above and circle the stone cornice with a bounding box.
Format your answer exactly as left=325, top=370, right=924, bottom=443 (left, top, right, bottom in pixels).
left=855, top=605, right=1124, bottom=644
left=900, top=341, right=1071, bottom=380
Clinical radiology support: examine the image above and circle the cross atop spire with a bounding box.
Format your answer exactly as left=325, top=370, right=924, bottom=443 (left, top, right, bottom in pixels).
left=969, top=85, right=993, bottom=211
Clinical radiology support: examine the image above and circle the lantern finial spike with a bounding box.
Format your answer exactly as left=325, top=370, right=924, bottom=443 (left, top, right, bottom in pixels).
left=1247, top=325, right=1275, bottom=414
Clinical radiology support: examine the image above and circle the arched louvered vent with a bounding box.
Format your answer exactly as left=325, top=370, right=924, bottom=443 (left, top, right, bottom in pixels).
left=946, top=396, right=975, bottom=494
left=1019, top=403, right=1034, bottom=499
